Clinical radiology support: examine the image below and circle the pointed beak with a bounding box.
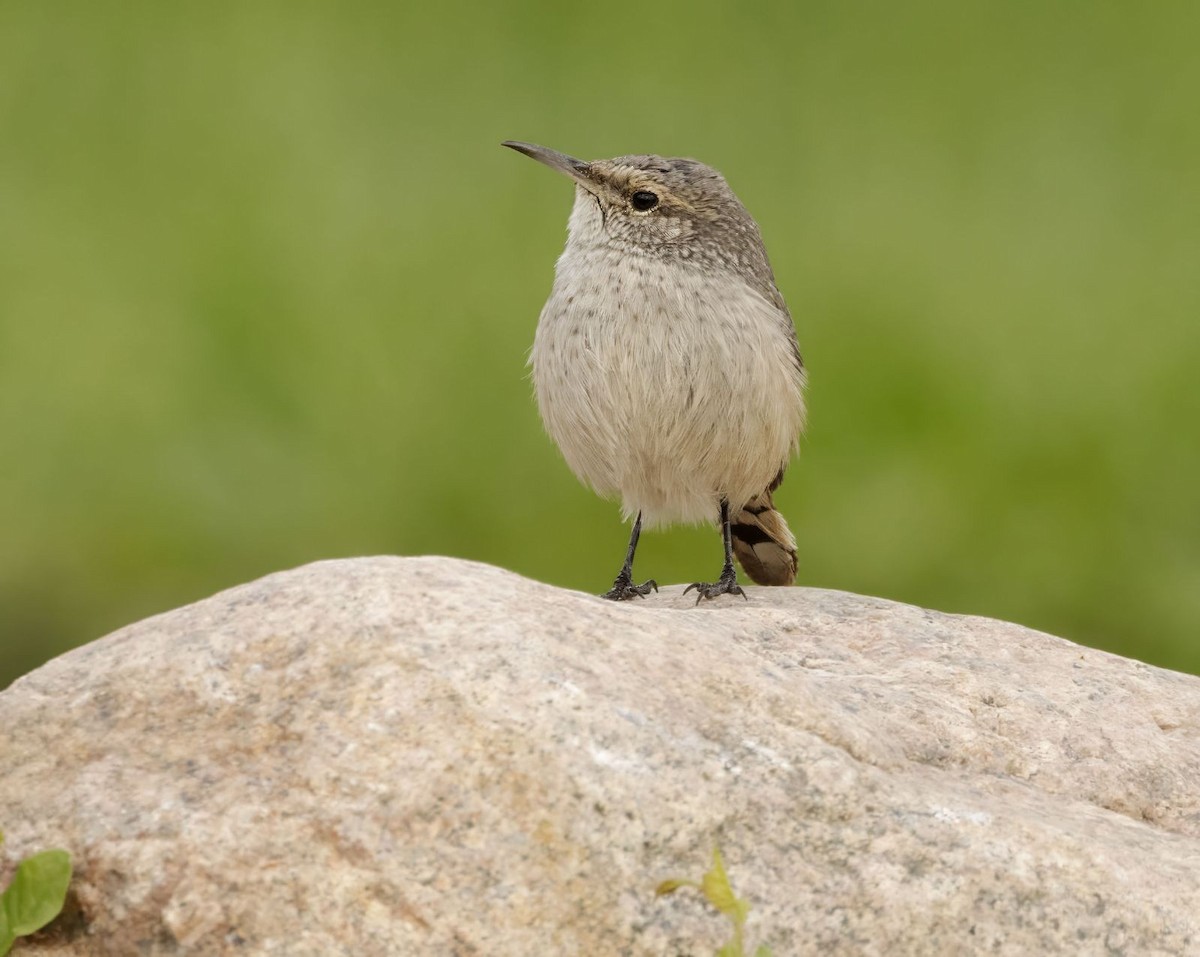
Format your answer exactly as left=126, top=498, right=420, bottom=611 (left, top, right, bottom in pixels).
left=502, top=141, right=596, bottom=192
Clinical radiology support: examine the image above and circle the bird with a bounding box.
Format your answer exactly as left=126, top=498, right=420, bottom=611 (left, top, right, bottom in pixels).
left=503, top=141, right=806, bottom=602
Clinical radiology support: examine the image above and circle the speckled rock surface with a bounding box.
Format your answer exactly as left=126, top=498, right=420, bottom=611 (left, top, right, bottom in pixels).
left=2, top=556, right=1199, bottom=955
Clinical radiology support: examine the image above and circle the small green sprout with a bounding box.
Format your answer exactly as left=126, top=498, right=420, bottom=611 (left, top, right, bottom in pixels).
left=0, top=831, right=73, bottom=956
left=657, top=847, right=772, bottom=957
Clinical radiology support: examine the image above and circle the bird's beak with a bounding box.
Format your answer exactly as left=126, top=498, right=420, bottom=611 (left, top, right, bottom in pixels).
left=502, top=141, right=597, bottom=193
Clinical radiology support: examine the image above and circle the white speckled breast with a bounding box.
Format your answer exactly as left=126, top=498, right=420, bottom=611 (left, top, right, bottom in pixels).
left=531, top=233, right=806, bottom=528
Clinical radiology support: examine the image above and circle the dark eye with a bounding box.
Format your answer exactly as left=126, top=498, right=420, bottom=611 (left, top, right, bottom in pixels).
left=631, top=190, right=659, bottom=211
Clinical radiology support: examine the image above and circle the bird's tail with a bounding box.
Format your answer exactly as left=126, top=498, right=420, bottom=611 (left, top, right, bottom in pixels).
left=730, top=490, right=797, bottom=586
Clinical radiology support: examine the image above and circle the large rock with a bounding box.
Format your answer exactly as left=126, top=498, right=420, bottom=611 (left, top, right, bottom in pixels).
left=2, top=557, right=1198, bottom=955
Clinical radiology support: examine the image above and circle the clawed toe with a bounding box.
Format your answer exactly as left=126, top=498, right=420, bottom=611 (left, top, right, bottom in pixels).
left=683, top=575, right=747, bottom=604
left=602, top=577, right=658, bottom=601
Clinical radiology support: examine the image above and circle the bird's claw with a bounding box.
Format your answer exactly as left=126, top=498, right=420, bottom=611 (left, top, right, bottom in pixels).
left=601, top=576, right=658, bottom=601
left=683, top=572, right=747, bottom=605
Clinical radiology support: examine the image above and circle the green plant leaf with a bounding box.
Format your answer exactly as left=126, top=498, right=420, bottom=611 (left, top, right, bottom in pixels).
left=655, top=878, right=697, bottom=897
left=1, top=849, right=72, bottom=937
left=656, top=846, right=770, bottom=957
left=1, top=892, right=14, bottom=955
left=701, top=848, right=749, bottom=922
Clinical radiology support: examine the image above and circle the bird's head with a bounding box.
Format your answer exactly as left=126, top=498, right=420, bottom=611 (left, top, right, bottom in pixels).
left=503, top=141, right=768, bottom=275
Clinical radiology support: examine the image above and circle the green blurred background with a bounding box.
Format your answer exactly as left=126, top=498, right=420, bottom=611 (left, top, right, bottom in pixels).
left=2, top=1, right=1198, bottom=688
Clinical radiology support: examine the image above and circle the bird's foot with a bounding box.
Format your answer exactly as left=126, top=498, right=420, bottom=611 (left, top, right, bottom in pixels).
left=601, top=574, right=658, bottom=601
left=683, top=568, right=747, bottom=604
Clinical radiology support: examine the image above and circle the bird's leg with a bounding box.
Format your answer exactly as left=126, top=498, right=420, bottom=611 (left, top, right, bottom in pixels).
left=684, top=498, right=748, bottom=604
left=601, top=511, right=658, bottom=601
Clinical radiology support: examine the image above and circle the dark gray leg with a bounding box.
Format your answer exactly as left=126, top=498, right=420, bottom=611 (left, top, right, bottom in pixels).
left=601, top=511, right=658, bottom=601
left=684, top=498, right=747, bottom=604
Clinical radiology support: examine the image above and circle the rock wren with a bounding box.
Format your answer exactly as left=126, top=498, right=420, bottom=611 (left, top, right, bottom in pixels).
left=503, top=141, right=807, bottom=602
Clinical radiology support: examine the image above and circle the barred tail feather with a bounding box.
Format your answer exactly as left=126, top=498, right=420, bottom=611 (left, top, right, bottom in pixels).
left=730, top=490, right=797, bottom=586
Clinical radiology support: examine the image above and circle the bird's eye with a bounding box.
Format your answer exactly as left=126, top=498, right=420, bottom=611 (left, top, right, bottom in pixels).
left=631, top=190, right=659, bottom=211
